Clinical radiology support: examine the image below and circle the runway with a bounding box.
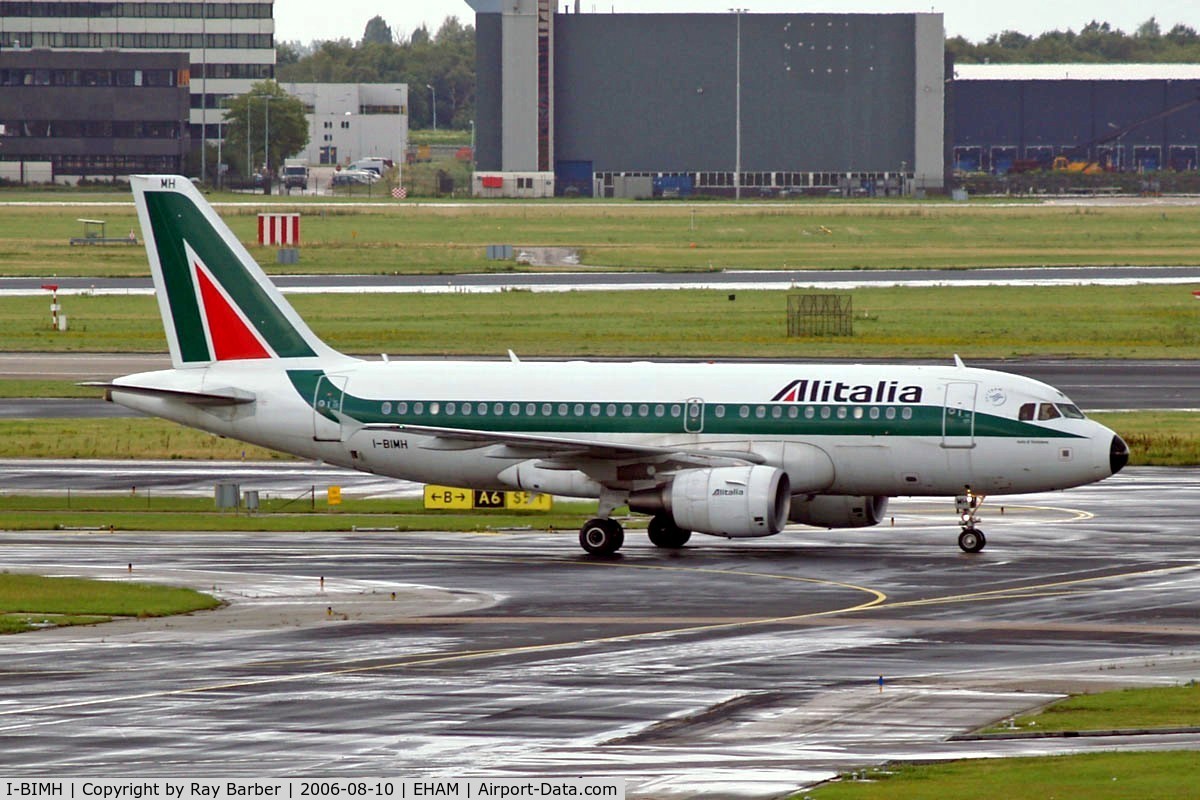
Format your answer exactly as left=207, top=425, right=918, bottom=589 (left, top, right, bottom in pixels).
left=3, top=264, right=1200, bottom=296
left=1, top=467, right=1199, bottom=795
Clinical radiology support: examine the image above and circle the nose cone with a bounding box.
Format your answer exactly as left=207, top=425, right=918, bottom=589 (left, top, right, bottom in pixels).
left=1110, top=435, right=1129, bottom=475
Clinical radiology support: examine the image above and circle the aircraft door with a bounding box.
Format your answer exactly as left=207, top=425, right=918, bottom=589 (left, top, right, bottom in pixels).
left=942, top=382, right=977, bottom=448
left=684, top=397, right=705, bottom=433
left=312, top=374, right=349, bottom=442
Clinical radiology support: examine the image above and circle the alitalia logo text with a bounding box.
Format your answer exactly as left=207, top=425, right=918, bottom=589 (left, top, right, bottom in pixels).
left=713, top=488, right=745, bottom=496
left=772, top=379, right=923, bottom=404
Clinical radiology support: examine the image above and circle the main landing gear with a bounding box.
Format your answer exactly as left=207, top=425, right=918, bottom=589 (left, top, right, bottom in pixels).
left=579, top=518, right=624, bottom=555
left=648, top=515, right=692, bottom=549
left=956, top=489, right=987, bottom=553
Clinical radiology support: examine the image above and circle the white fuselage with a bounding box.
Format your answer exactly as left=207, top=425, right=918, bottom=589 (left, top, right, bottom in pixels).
left=111, top=357, right=1121, bottom=500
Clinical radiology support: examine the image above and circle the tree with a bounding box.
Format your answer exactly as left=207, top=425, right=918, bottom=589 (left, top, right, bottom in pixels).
left=362, top=15, right=393, bottom=46
left=221, top=81, right=309, bottom=178
left=1136, top=17, right=1161, bottom=39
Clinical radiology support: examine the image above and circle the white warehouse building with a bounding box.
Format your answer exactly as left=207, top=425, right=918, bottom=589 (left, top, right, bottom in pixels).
left=281, top=82, right=409, bottom=166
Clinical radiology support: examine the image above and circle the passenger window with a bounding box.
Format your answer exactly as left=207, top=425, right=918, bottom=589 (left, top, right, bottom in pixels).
left=714, top=405, right=725, bottom=418
left=739, top=406, right=750, bottom=418
left=622, top=404, right=633, bottom=417
left=510, top=403, right=520, bottom=416
left=574, top=404, right=584, bottom=416
left=413, top=402, right=424, bottom=415
left=771, top=406, right=782, bottom=419
left=805, top=406, right=815, bottom=419
left=1038, top=403, right=1061, bottom=421
left=755, top=406, right=766, bottom=419
left=397, top=402, right=408, bottom=415
left=788, top=406, right=798, bottom=419
left=654, top=404, right=665, bottom=417
left=445, top=403, right=455, bottom=415
left=1018, top=403, right=1035, bottom=421
left=901, top=407, right=912, bottom=420
left=557, top=404, right=567, bottom=416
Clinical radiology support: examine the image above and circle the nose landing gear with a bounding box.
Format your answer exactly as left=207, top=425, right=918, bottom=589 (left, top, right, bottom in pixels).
left=956, top=489, right=987, bottom=553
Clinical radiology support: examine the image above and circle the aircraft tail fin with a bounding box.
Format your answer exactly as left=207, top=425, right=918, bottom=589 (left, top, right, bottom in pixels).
left=131, top=174, right=342, bottom=369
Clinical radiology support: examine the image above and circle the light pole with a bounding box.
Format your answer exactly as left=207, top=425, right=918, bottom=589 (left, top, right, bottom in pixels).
left=263, top=95, right=271, bottom=175
left=730, top=8, right=745, bottom=201
left=246, top=96, right=252, bottom=185
left=426, top=83, right=437, bottom=131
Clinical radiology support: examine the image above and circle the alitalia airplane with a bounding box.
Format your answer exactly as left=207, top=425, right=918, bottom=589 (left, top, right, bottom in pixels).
left=101, top=175, right=1129, bottom=556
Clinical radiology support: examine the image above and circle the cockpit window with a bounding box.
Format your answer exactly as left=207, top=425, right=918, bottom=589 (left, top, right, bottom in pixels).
left=1037, top=403, right=1061, bottom=421
left=1057, top=403, right=1086, bottom=419
left=1018, top=403, right=1036, bottom=421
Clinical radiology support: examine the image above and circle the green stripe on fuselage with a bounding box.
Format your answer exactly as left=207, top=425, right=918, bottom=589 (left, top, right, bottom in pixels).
left=144, top=191, right=316, bottom=360
left=285, top=372, right=1082, bottom=439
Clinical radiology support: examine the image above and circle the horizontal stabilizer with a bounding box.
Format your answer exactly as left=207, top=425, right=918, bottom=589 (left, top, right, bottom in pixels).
left=84, top=382, right=256, bottom=406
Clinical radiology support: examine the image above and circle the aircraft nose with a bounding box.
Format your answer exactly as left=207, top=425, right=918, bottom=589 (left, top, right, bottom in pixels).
left=1110, top=434, right=1129, bottom=474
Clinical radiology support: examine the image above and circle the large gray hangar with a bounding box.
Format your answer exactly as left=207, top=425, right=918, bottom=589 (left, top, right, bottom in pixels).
left=466, top=1, right=945, bottom=197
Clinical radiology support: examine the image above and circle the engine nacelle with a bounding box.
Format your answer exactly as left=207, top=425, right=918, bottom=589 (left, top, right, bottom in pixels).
left=632, top=466, right=791, bottom=538
left=788, top=495, right=889, bottom=528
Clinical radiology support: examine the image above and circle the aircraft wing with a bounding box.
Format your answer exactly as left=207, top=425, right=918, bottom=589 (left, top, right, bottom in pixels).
left=362, top=423, right=763, bottom=470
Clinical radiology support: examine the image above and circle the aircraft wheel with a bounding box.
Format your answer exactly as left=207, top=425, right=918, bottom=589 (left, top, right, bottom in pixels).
left=958, top=528, right=987, bottom=553
left=647, top=516, right=692, bottom=548
left=580, top=518, right=624, bottom=555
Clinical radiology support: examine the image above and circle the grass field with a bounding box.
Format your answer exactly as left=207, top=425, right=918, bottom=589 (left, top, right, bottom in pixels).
left=4, top=284, right=1200, bottom=359
left=986, top=683, right=1200, bottom=733
left=6, top=200, right=1200, bottom=276
left=801, top=751, right=1200, bottom=800
left=0, top=411, right=1194, bottom=465
left=0, top=572, right=219, bottom=634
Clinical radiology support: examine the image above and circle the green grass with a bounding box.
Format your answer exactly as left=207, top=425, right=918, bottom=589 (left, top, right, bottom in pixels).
left=0, top=494, right=604, bottom=533
left=5, top=200, right=1200, bottom=276
left=0, top=418, right=291, bottom=460
left=802, top=751, right=1200, bottom=800
left=986, top=684, right=1200, bottom=734
left=4, top=284, right=1200, bottom=359
left=1092, top=412, right=1200, bottom=466
left=0, top=572, right=220, bottom=633
left=0, top=380, right=103, bottom=398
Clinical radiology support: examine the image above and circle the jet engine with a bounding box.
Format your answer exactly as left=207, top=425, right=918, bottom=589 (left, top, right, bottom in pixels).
left=788, top=494, right=889, bottom=528
left=630, top=465, right=790, bottom=538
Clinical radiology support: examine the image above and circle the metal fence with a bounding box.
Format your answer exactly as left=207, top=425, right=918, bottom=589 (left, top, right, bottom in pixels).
left=787, top=294, right=853, bottom=337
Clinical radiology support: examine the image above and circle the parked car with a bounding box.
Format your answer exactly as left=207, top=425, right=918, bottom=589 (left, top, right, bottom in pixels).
left=348, top=157, right=393, bottom=175
left=331, top=169, right=380, bottom=186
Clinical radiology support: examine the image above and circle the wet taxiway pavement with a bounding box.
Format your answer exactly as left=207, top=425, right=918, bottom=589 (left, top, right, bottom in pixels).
left=1, top=467, right=1199, bottom=796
